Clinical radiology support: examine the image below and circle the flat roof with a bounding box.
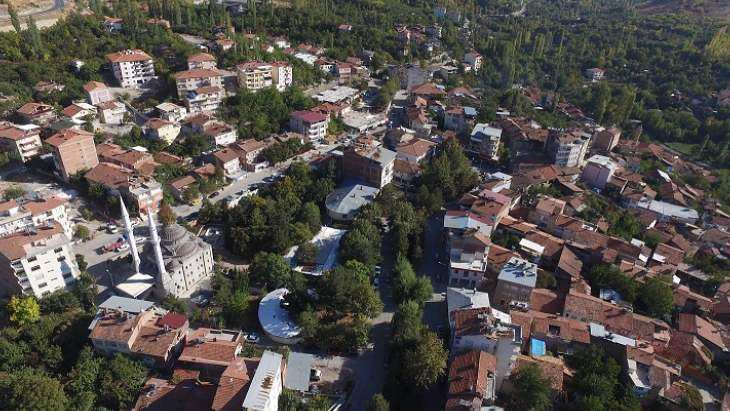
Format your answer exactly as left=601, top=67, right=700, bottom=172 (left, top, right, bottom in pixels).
left=341, top=111, right=387, bottom=132
left=637, top=198, right=699, bottom=221
left=258, top=288, right=302, bottom=340
left=314, top=86, right=359, bottom=103
left=325, top=183, right=379, bottom=217
left=497, top=257, right=538, bottom=287
left=115, top=273, right=155, bottom=299
left=98, top=295, right=155, bottom=313
left=243, top=350, right=283, bottom=409
left=284, top=351, right=315, bottom=392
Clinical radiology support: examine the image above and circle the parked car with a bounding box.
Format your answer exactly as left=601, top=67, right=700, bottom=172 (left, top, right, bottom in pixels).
left=310, top=369, right=322, bottom=382
left=107, top=224, right=119, bottom=234
left=191, top=295, right=209, bottom=307
left=209, top=191, right=221, bottom=199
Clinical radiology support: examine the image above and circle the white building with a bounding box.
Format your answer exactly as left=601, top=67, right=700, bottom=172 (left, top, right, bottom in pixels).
left=186, top=53, right=217, bottom=70
left=144, top=118, right=181, bottom=145
left=548, top=130, right=590, bottom=168
left=83, top=81, right=113, bottom=106
left=0, top=197, right=71, bottom=239
left=174, top=69, right=225, bottom=97
left=97, top=101, right=127, bottom=124
left=581, top=154, right=617, bottom=190
left=0, top=222, right=79, bottom=298
left=105, top=49, right=156, bottom=88
left=289, top=110, right=329, bottom=141
left=156, top=102, right=188, bottom=123
left=203, top=121, right=237, bottom=146
left=469, top=123, right=502, bottom=161
left=236, top=61, right=293, bottom=92
left=0, top=122, right=42, bottom=163
left=464, top=51, right=483, bottom=72
left=242, top=350, right=284, bottom=411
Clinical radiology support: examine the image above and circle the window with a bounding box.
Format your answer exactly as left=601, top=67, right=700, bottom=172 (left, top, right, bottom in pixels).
left=57, top=256, right=66, bottom=262
left=54, top=247, right=63, bottom=253
left=548, top=325, right=561, bottom=336
left=31, top=265, right=40, bottom=271
left=38, top=282, right=48, bottom=288
left=27, top=256, right=37, bottom=262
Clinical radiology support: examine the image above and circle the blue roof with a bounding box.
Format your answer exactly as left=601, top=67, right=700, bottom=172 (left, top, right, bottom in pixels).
left=463, top=106, right=478, bottom=117
left=530, top=338, right=546, bottom=356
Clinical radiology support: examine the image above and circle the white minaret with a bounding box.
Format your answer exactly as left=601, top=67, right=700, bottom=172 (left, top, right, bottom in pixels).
left=147, top=205, right=167, bottom=276
left=120, top=197, right=141, bottom=274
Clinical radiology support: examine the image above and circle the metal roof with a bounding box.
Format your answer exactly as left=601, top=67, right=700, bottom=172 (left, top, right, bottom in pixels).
left=98, top=295, right=155, bottom=313
left=283, top=351, right=314, bottom=392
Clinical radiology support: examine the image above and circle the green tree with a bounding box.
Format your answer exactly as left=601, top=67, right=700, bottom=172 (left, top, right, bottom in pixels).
left=249, top=252, right=293, bottom=289
left=99, top=354, right=148, bottom=409
left=636, top=278, right=673, bottom=318
left=585, top=264, right=638, bottom=303
left=299, top=201, right=322, bottom=233
left=401, top=330, right=448, bottom=389
left=392, top=300, right=424, bottom=344
left=0, top=368, right=68, bottom=411
left=0, top=338, right=28, bottom=372
left=74, top=225, right=91, bottom=241
left=367, top=393, right=390, bottom=411
left=295, top=242, right=318, bottom=265
left=507, top=363, right=552, bottom=411
left=66, top=347, right=103, bottom=411
left=392, top=256, right=433, bottom=306
left=7, top=295, right=40, bottom=327
left=3, top=185, right=25, bottom=200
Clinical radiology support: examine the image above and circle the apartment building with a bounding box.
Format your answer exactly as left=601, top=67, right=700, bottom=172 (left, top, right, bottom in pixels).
left=16, top=102, right=55, bottom=125
left=464, top=51, right=483, bottom=72
left=106, top=49, right=156, bottom=88
left=83, top=81, right=113, bottom=105
left=546, top=130, right=590, bottom=168
left=289, top=110, right=329, bottom=142
left=593, top=127, right=621, bottom=153
left=0, top=197, right=71, bottom=238
left=89, top=298, right=188, bottom=368
left=186, top=86, right=225, bottom=114
left=0, top=121, right=42, bottom=162
left=174, top=69, right=225, bottom=97
left=581, top=154, right=617, bottom=190
left=144, top=118, right=181, bottom=145
left=342, top=136, right=397, bottom=188
left=156, top=102, right=188, bottom=123
left=0, top=222, right=79, bottom=298
left=236, top=61, right=292, bottom=92
left=468, top=123, right=502, bottom=161
left=492, top=257, right=538, bottom=309
left=202, top=121, right=237, bottom=146
left=97, top=101, right=126, bottom=124
left=45, top=128, right=99, bottom=181
left=187, top=52, right=217, bottom=70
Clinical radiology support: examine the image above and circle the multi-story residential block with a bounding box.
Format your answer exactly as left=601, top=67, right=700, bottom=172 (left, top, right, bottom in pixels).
left=83, top=81, right=113, bottom=105
left=444, top=106, right=469, bottom=134
left=0, top=222, right=79, bottom=298
left=144, top=118, right=181, bottom=145
left=0, top=121, right=42, bottom=163
left=492, top=257, right=538, bottom=309
left=448, top=230, right=491, bottom=288
left=84, top=162, right=162, bottom=213
left=593, top=127, right=621, bottom=153
left=61, top=102, right=97, bottom=123
left=16, top=102, right=55, bottom=125
left=236, top=61, right=293, bottom=92
left=212, top=148, right=242, bottom=177
left=174, top=69, right=225, bottom=97
left=202, top=121, right=237, bottom=146
left=395, top=138, right=437, bottom=165
left=546, top=130, right=590, bottom=168
left=185, top=86, right=225, bottom=114
left=156, top=102, right=188, bottom=123
left=230, top=138, right=269, bottom=171
left=270, top=61, right=293, bottom=91
left=97, top=143, right=156, bottom=175
left=446, top=350, right=498, bottom=409
left=342, top=136, right=397, bottom=188
left=464, top=51, right=483, bottom=72
left=581, top=154, right=617, bottom=190
left=174, top=69, right=226, bottom=114
left=97, top=101, right=126, bottom=124
left=45, top=128, right=99, bottom=181
left=187, top=52, right=217, bottom=70
left=0, top=197, right=71, bottom=238
left=89, top=297, right=188, bottom=368
left=468, top=123, right=502, bottom=161
left=289, top=110, right=329, bottom=142
left=106, top=49, right=156, bottom=88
